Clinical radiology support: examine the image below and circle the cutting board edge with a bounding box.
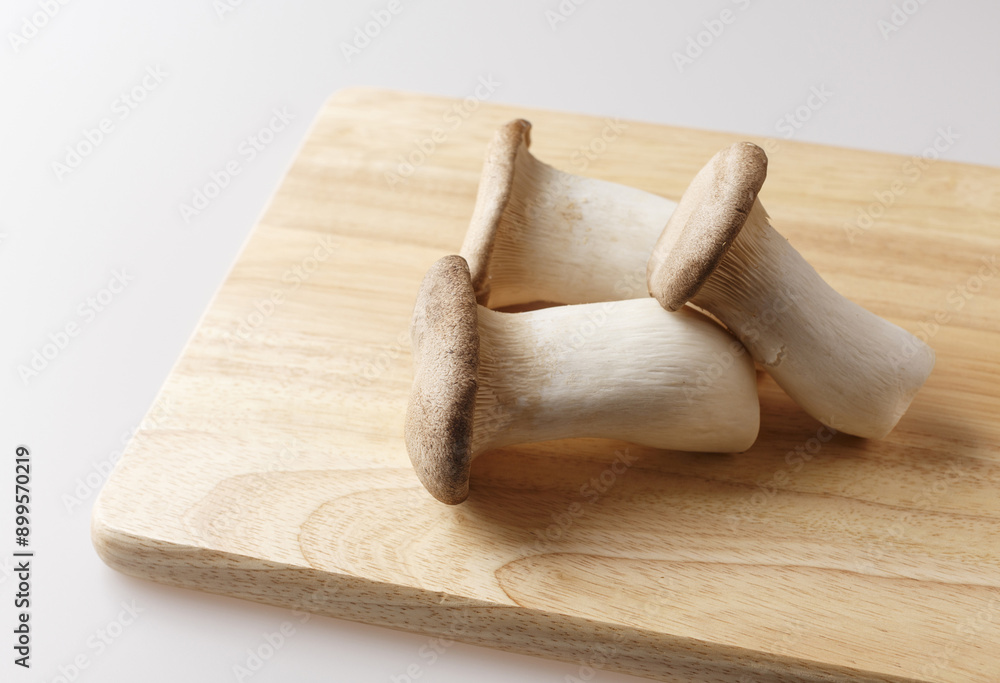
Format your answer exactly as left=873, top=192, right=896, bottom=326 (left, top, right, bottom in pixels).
left=91, top=502, right=925, bottom=683
left=324, top=86, right=1000, bottom=175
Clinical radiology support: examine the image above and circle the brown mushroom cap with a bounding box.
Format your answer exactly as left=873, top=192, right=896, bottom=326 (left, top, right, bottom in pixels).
left=461, top=119, right=532, bottom=299
left=404, top=255, right=481, bottom=504
left=647, top=142, right=768, bottom=311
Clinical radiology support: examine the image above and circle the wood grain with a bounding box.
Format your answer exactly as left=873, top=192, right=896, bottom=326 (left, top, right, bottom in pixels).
left=92, top=88, right=1000, bottom=682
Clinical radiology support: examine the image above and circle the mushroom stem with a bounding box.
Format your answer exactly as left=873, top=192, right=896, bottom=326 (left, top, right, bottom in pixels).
left=696, top=201, right=933, bottom=437
left=406, top=255, right=759, bottom=504
left=460, top=120, right=675, bottom=308
left=648, top=143, right=935, bottom=439
left=472, top=301, right=759, bottom=454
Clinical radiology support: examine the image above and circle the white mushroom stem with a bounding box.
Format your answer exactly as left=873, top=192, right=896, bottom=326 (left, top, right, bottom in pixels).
left=460, top=120, right=675, bottom=308
left=407, top=255, right=761, bottom=504
left=690, top=200, right=935, bottom=439
left=470, top=300, right=759, bottom=455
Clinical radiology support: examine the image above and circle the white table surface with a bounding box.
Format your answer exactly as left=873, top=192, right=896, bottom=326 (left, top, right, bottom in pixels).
left=2, top=1, right=997, bottom=681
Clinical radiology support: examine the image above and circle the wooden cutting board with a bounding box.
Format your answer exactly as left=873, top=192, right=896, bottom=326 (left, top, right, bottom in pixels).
left=93, top=88, right=1000, bottom=682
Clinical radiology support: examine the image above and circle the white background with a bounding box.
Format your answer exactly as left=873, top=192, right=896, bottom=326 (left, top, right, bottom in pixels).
left=1, top=1, right=997, bottom=682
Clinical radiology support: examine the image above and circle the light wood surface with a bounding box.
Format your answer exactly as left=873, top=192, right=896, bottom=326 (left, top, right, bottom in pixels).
left=92, top=88, right=1000, bottom=682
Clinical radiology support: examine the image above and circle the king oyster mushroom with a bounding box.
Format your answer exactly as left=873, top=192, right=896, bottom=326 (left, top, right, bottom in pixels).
left=460, top=119, right=677, bottom=308
left=405, top=255, right=760, bottom=504
left=647, top=142, right=935, bottom=439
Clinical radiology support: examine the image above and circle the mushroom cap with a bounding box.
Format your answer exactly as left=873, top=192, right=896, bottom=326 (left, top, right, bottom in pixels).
left=404, top=255, right=481, bottom=504
left=460, top=119, right=532, bottom=300
left=647, top=142, right=768, bottom=311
